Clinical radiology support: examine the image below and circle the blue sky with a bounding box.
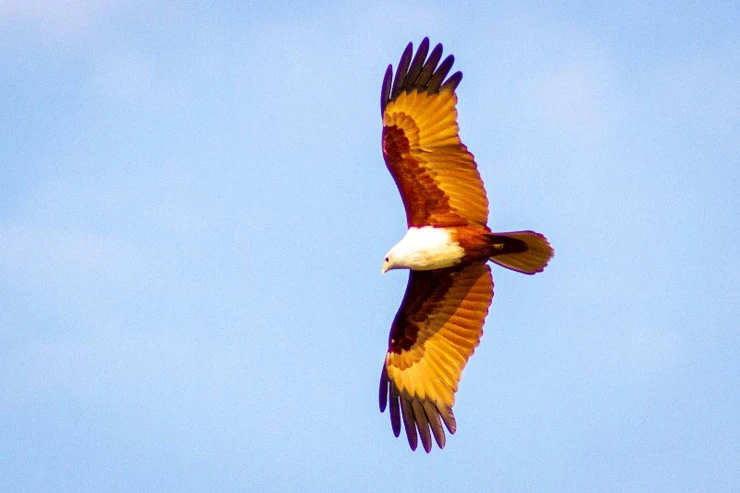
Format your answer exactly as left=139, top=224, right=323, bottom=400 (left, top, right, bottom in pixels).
left=1, top=1, right=739, bottom=491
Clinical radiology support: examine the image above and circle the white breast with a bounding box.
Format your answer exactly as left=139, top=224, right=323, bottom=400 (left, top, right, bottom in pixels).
left=388, top=226, right=465, bottom=270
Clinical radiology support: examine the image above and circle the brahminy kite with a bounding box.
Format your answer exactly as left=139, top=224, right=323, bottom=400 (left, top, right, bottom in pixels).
left=378, top=38, right=554, bottom=452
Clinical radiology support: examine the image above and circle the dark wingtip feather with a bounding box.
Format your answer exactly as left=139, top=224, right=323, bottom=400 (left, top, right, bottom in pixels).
left=440, top=405, right=457, bottom=435
left=415, top=42, right=443, bottom=88
left=400, top=395, right=419, bottom=451
left=391, top=41, right=414, bottom=102
left=381, top=38, right=462, bottom=113
left=389, top=386, right=402, bottom=437
left=403, top=37, right=430, bottom=92
left=440, top=70, right=463, bottom=93
left=379, top=366, right=388, bottom=412
left=423, top=401, right=447, bottom=449
left=380, top=65, right=393, bottom=115
left=427, top=54, right=455, bottom=93
left=383, top=380, right=457, bottom=451
left=412, top=401, right=433, bottom=453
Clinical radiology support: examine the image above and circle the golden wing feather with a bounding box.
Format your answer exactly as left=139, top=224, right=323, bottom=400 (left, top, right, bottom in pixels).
left=379, top=262, right=493, bottom=452
left=381, top=39, right=489, bottom=228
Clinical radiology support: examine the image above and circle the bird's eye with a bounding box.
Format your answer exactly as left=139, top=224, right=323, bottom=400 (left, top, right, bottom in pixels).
left=384, top=257, right=389, bottom=262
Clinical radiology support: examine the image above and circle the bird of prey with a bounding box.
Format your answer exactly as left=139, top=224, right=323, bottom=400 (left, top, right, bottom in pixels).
left=378, top=38, right=554, bottom=452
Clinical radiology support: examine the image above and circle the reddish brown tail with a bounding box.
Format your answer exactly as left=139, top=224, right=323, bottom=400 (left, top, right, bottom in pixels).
left=488, top=231, right=554, bottom=275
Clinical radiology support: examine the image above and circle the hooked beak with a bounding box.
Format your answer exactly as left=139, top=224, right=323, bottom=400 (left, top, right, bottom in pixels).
left=381, top=260, right=390, bottom=275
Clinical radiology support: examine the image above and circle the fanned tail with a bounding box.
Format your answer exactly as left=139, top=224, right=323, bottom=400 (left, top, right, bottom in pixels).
left=488, top=231, right=553, bottom=275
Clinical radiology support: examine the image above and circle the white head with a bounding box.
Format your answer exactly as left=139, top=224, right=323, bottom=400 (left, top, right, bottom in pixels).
left=381, top=244, right=407, bottom=274
left=380, top=229, right=434, bottom=273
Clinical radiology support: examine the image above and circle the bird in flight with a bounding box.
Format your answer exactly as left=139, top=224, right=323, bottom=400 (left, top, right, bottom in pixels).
left=378, top=38, right=554, bottom=452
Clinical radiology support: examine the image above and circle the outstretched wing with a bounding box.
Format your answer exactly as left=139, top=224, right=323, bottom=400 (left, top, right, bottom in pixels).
left=381, top=38, right=489, bottom=228
left=379, top=262, right=493, bottom=452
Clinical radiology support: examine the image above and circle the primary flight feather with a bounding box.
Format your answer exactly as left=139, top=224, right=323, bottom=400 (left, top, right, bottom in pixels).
left=379, top=38, right=554, bottom=452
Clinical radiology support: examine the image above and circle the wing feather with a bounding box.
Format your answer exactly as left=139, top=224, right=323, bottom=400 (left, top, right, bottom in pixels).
left=391, top=42, right=413, bottom=101
left=403, top=38, right=429, bottom=92
left=415, top=43, right=443, bottom=89
left=381, top=38, right=488, bottom=228
left=400, top=393, right=418, bottom=450
left=423, top=400, right=446, bottom=449
left=389, top=384, right=402, bottom=436
left=426, top=54, right=455, bottom=92
left=412, top=400, right=432, bottom=452
left=380, top=262, right=494, bottom=452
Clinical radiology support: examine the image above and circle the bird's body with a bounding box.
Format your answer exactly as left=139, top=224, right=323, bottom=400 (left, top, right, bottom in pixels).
left=377, top=38, right=554, bottom=452
left=384, top=225, right=551, bottom=273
